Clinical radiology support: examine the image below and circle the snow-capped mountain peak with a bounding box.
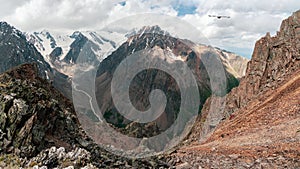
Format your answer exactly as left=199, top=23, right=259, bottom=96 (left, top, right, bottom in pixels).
left=26, top=29, right=127, bottom=76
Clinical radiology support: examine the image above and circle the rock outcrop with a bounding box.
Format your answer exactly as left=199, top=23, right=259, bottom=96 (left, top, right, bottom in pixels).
left=0, top=63, right=87, bottom=158
left=225, top=10, right=300, bottom=115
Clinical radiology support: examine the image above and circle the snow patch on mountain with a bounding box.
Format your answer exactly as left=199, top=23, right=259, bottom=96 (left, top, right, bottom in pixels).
left=80, top=30, right=126, bottom=62
left=26, top=30, right=74, bottom=61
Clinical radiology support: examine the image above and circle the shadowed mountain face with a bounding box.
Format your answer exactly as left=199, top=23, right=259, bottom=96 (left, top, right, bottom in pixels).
left=95, top=28, right=241, bottom=138
left=0, top=22, right=51, bottom=78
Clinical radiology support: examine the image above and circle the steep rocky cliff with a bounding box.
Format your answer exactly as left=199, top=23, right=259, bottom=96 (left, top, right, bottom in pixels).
left=225, top=10, right=300, bottom=115
left=167, top=10, right=300, bottom=168
left=187, top=10, right=300, bottom=142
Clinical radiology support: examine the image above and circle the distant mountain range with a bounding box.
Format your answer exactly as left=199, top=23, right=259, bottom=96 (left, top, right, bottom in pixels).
left=23, top=25, right=249, bottom=78
left=0, top=21, right=250, bottom=79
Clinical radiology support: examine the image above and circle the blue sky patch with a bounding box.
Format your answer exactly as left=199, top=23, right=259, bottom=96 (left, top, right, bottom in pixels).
left=223, top=46, right=253, bottom=59
left=173, top=4, right=197, bottom=16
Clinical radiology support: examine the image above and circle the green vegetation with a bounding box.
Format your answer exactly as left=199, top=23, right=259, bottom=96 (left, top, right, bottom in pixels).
left=103, top=110, right=126, bottom=128
left=226, top=74, right=240, bottom=93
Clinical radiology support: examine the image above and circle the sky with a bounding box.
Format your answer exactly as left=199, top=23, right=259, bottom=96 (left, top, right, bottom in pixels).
left=0, top=0, right=300, bottom=58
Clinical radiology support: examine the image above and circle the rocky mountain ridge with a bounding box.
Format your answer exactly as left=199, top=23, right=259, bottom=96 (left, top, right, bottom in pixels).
left=0, top=63, right=169, bottom=168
